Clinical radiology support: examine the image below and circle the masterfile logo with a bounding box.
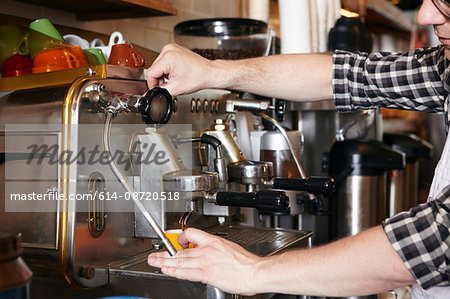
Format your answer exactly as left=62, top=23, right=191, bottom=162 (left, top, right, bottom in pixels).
left=4, top=123, right=192, bottom=212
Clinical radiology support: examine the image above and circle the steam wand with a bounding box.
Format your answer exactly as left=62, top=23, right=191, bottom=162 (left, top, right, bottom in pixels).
left=103, top=111, right=177, bottom=256
left=225, top=98, right=306, bottom=179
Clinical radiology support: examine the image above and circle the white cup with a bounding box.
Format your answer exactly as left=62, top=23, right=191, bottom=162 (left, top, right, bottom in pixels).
left=90, top=38, right=105, bottom=48
left=91, top=31, right=125, bottom=61
left=63, top=34, right=90, bottom=49
left=108, top=31, right=124, bottom=46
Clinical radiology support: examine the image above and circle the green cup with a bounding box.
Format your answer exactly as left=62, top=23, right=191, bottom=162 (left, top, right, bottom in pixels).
left=0, top=24, right=25, bottom=68
left=18, top=19, right=65, bottom=57
left=85, top=48, right=107, bottom=65
left=18, top=29, right=65, bottom=57
left=29, top=19, right=63, bottom=41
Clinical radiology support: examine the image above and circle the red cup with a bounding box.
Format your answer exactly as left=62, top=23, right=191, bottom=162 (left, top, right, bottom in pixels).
left=32, top=47, right=81, bottom=74
left=2, top=54, right=33, bottom=77
left=108, top=43, right=145, bottom=67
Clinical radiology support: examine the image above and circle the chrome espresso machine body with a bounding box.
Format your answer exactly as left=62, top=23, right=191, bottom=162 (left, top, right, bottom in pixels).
left=0, top=65, right=313, bottom=299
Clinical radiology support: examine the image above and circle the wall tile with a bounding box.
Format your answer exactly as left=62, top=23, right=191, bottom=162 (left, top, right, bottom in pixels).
left=192, top=0, right=213, bottom=15
left=180, top=10, right=209, bottom=20
left=212, top=0, right=240, bottom=17
left=153, top=12, right=186, bottom=31
left=79, top=20, right=117, bottom=36
left=170, top=0, right=193, bottom=10
left=116, top=20, right=145, bottom=46
left=127, top=16, right=159, bottom=29
left=144, top=28, right=171, bottom=52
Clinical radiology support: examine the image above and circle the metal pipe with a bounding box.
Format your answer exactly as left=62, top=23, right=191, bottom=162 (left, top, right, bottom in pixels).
left=103, top=112, right=177, bottom=256
left=260, top=113, right=306, bottom=179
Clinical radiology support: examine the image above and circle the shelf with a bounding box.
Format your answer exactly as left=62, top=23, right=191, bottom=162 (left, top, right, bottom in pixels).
left=366, top=0, right=414, bottom=34
left=0, top=65, right=148, bottom=92
left=14, top=0, right=177, bottom=21
left=0, top=13, right=160, bottom=68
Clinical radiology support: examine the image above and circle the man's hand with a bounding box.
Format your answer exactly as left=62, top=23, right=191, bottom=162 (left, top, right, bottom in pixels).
left=147, top=228, right=263, bottom=296
left=148, top=226, right=415, bottom=297
left=145, top=44, right=219, bottom=96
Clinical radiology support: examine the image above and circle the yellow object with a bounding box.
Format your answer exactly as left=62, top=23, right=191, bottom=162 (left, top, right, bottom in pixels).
left=0, top=65, right=105, bottom=92
left=340, top=8, right=360, bottom=18
left=164, top=229, right=183, bottom=250
left=164, top=229, right=194, bottom=250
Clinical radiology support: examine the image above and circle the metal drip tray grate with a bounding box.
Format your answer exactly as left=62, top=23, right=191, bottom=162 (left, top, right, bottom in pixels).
left=205, top=225, right=312, bottom=257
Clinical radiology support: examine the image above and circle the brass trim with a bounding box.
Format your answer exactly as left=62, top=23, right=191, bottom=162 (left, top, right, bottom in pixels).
left=0, top=66, right=105, bottom=92
left=58, top=66, right=105, bottom=288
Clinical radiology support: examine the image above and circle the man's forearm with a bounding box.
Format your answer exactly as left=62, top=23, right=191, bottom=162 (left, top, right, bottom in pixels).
left=254, top=226, right=415, bottom=296
left=213, top=53, right=334, bottom=102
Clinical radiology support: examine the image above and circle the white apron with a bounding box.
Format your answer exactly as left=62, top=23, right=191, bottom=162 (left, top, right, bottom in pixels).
left=412, top=131, right=450, bottom=298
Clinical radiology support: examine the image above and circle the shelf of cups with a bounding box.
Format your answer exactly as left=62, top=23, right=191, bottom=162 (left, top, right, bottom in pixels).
left=0, top=19, right=99, bottom=90
left=1, top=17, right=151, bottom=89
left=13, top=0, right=177, bottom=21
left=0, top=65, right=106, bottom=92
left=1, top=19, right=98, bottom=78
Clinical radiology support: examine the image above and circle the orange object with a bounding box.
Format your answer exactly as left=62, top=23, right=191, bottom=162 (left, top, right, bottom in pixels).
left=164, top=229, right=194, bottom=250
left=67, top=45, right=88, bottom=67
left=32, top=47, right=81, bottom=73
left=108, top=43, right=145, bottom=67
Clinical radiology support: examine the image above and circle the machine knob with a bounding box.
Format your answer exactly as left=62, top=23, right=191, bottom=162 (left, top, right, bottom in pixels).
left=215, top=190, right=289, bottom=213
left=139, top=87, right=173, bottom=125
left=79, top=266, right=95, bottom=280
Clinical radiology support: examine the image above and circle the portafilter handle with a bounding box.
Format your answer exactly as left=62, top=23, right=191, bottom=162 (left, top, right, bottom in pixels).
left=207, top=190, right=289, bottom=213
left=271, top=176, right=335, bottom=196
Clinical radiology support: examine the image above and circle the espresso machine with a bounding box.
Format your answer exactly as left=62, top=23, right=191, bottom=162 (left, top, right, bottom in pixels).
left=0, top=65, right=316, bottom=299
left=0, top=16, right=363, bottom=298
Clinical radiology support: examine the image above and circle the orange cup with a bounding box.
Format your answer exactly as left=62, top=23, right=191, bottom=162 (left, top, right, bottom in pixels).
left=67, top=45, right=88, bottom=67
left=164, top=229, right=194, bottom=250
left=108, top=43, right=145, bottom=67
left=32, top=47, right=81, bottom=73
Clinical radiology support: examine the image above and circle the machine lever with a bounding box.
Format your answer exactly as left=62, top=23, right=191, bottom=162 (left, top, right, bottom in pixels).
left=272, top=176, right=335, bottom=196
left=212, top=190, right=289, bottom=213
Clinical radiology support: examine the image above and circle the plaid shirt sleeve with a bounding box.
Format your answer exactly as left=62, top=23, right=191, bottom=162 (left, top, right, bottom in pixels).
left=382, top=186, right=450, bottom=289
left=332, top=47, right=450, bottom=289
left=332, top=47, right=447, bottom=114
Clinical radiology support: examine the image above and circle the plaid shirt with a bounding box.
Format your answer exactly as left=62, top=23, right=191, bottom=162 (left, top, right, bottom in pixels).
left=332, top=46, right=450, bottom=289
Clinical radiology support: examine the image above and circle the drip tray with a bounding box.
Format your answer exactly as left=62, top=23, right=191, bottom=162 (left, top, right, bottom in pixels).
left=205, top=225, right=312, bottom=256
left=108, top=226, right=311, bottom=299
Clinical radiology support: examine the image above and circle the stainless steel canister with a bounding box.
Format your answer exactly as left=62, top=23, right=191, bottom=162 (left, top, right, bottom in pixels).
left=328, top=139, right=405, bottom=238
left=383, top=133, right=432, bottom=217
left=327, top=139, right=405, bottom=299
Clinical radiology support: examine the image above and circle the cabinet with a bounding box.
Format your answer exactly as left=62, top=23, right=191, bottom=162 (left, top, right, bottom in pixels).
left=342, top=0, right=414, bottom=36
left=14, top=0, right=177, bottom=20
